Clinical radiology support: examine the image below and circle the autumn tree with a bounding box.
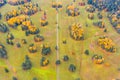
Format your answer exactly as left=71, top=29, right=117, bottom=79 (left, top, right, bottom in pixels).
left=70, top=23, right=84, bottom=40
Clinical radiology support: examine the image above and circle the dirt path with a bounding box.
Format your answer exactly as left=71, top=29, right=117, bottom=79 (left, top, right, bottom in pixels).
left=78, top=40, right=84, bottom=79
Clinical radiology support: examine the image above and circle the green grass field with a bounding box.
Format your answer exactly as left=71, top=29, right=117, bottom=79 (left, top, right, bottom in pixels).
left=0, top=0, right=120, bottom=80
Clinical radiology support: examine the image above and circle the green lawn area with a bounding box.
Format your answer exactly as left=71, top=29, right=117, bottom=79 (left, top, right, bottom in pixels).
left=0, top=0, right=120, bottom=80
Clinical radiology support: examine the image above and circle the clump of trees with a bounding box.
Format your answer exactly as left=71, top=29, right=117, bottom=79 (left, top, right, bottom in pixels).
left=0, top=44, right=7, bottom=59
left=0, top=22, right=9, bottom=33
left=87, top=0, right=119, bottom=11
left=98, top=36, right=116, bottom=52
left=34, top=34, right=44, bottom=42
left=0, top=0, right=6, bottom=7
left=69, top=64, right=76, bottom=72
left=7, top=15, right=28, bottom=28
left=69, top=23, right=84, bottom=40
left=6, top=33, right=14, bottom=45
left=8, top=0, right=31, bottom=6
left=7, top=15, right=39, bottom=35
left=52, top=2, right=62, bottom=8
left=40, top=18, right=48, bottom=26
left=40, top=57, right=49, bottom=66
left=92, top=54, right=104, bottom=64
left=28, top=44, right=37, bottom=53
left=22, top=55, right=32, bottom=70
left=5, top=9, right=21, bottom=21
left=22, top=21, right=40, bottom=35
left=108, top=13, right=120, bottom=33
left=41, top=44, right=51, bottom=55
left=97, top=12, right=103, bottom=19
left=93, top=21, right=105, bottom=28
left=66, top=4, right=80, bottom=17
left=20, top=2, right=39, bottom=16
left=86, top=5, right=95, bottom=13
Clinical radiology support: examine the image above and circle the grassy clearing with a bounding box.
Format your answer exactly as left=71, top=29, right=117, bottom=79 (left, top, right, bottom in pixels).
left=0, top=0, right=120, bottom=80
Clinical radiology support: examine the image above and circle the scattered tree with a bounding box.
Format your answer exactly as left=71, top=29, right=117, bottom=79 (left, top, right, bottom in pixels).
left=12, top=76, right=17, bottom=80
left=4, top=68, right=9, bottom=73
left=34, top=35, right=44, bottom=42
left=84, top=50, right=89, bottom=55
left=0, top=44, right=7, bottom=59
left=40, top=57, right=49, bottom=66
left=63, top=55, right=69, bottom=61
left=69, top=64, right=76, bottom=72
left=28, top=44, right=37, bottom=53
left=56, top=60, right=61, bottom=65
left=22, top=55, right=32, bottom=70
left=41, top=44, right=51, bottom=55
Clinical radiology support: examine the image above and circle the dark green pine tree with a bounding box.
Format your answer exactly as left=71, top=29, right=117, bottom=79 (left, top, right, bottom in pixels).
left=22, top=55, right=32, bottom=70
